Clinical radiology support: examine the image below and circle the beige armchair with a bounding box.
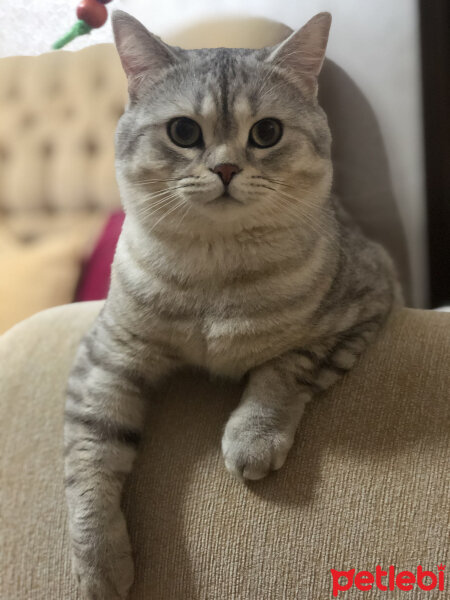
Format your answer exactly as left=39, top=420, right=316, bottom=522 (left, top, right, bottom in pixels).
left=1, top=302, right=448, bottom=599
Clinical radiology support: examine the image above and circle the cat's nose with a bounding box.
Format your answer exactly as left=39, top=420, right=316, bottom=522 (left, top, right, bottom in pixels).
left=211, top=163, right=241, bottom=186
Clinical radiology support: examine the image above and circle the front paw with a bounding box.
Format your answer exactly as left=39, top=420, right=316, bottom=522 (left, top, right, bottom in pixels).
left=222, top=411, right=295, bottom=481
left=70, top=518, right=134, bottom=600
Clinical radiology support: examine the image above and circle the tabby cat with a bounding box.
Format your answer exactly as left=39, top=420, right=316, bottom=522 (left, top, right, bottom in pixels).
left=64, top=10, right=401, bottom=599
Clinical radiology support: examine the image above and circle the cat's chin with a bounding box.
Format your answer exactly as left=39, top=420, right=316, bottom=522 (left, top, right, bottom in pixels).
left=207, top=192, right=244, bottom=206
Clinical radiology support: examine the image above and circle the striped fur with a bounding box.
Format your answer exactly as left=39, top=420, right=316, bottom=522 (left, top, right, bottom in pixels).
left=64, top=11, right=402, bottom=599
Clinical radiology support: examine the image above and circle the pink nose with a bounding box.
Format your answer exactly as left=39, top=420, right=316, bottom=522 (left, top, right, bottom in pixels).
left=211, top=163, right=241, bottom=186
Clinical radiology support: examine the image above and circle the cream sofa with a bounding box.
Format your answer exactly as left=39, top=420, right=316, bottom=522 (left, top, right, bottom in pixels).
left=1, top=302, right=449, bottom=599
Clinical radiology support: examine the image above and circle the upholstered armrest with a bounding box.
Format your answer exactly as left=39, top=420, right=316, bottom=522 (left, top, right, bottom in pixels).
left=0, top=303, right=448, bottom=599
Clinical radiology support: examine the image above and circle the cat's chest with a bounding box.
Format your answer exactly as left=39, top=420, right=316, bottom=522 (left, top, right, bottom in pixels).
left=123, top=235, right=330, bottom=376
left=158, top=283, right=314, bottom=378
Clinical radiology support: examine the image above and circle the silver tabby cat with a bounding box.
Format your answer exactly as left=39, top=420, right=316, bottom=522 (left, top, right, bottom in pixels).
left=64, top=10, right=401, bottom=599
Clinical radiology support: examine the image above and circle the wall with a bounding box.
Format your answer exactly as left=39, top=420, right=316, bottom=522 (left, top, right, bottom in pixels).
left=0, top=0, right=427, bottom=305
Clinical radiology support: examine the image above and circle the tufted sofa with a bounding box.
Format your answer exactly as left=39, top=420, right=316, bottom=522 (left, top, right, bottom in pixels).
left=0, top=43, right=126, bottom=229
left=0, top=43, right=127, bottom=331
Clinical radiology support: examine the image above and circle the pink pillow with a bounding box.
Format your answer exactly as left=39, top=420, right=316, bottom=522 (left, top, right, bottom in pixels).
left=75, top=211, right=125, bottom=301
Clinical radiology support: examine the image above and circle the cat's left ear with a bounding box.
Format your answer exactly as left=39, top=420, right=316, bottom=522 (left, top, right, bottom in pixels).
left=266, top=12, right=331, bottom=91
left=112, top=10, right=180, bottom=99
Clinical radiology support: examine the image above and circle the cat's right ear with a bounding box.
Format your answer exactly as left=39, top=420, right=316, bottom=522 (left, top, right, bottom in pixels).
left=112, top=10, right=179, bottom=99
left=265, top=12, right=331, bottom=95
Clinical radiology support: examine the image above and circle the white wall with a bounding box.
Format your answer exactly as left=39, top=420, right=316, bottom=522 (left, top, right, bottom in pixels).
left=0, top=0, right=427, bottom=305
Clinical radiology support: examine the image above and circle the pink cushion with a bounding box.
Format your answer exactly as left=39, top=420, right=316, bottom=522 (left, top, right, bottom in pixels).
left=75, top=211, right=124, bottom=301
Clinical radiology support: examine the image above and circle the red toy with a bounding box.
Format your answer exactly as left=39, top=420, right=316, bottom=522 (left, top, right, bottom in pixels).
left=52, top=0, right=114, bottom=50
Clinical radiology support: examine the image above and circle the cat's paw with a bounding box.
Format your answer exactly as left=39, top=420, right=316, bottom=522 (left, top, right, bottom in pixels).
left=72, top=548, right=134, bottom=600
left=70, top=520, right=134, bottom=600
left=222, top=412, right=295, bottom=480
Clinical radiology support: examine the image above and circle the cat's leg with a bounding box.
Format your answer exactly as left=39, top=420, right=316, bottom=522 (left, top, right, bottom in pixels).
left=64, top=310, right=178, bottom=600
left=222, top=318, right=382, bottom=480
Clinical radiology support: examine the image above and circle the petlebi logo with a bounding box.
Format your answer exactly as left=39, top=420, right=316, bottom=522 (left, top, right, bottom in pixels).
left=330, top=564, right=446, bottom=597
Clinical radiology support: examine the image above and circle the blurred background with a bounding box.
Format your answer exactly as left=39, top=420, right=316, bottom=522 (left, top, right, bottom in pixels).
left=0, top=0, right=448, bottom=333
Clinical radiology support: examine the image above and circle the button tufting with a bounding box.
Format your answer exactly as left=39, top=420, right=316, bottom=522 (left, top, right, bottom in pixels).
left=41, top=141, right=54, bottom=159
left=0, top=144, right=10, bottom=162
left=5, top=86, right=19, bottom=101
left=0, top=204, right=12, bottom=215
left=21, top=113, right=36, bottom=129
left=93, top=73, right=106, bottom=89
left=84, top=138, right=99, bottom=156
left=63, top=106, right=76, bottom=119
left=41, top=200, right=57, bottom=214
left=48, top=80, right=62, bottom=96
left=0, top=44, right=125, bottom=218
left=84, top=198, right=100, bottom=212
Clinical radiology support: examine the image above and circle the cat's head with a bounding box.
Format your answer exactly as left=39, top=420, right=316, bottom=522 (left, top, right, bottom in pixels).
left=112, top=10, right=332, bottom=236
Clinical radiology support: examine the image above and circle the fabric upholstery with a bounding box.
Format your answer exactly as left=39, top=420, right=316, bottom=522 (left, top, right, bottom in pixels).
left=0, top=224, right=95, bottom=333
left=0, top=302, right=448, bottom=599
left=0, top=43, right=125, bottom=328
left=0, top=44, right=126, bottom=216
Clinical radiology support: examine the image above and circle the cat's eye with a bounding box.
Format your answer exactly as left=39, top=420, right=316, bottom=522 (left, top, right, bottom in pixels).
left=249, top=118, right=283, bottom=148
left=168, top=117, right=203, bottom=148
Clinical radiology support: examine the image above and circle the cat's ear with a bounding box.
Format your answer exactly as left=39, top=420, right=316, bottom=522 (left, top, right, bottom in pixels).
left=266, top=12, right=331, bottom=89
left=112, top=10, right=180, bottom=99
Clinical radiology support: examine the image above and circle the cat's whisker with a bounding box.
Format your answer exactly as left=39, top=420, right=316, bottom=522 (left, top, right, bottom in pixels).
left=174, top=202, right=192, bottom=231
left=136, top=185, right=193, bottom=203
left=138, top=198, right=181, bottom=220
left=250, top=175, right=294, bottom=189
left=140, top=188, right=176, bottom=200
left=260, top=184, right=342, bottom=251
left=136, top=193, right=181, bottom=218
left=136, top=175, right=209, bottom=186
left=147, top=198, right=186, bottom=234
left=136, top=184, right=190, bottom=196
left=137, top=188, right=176, bottom=199
left=137, top=182, right=212, bottom=213
left=284, top=207, right=343, bottom=254
left=274, top=187, right=334, bottom=219
left=270, top=196, right=331, bottom=242
left=182, top=185, right=214, bottom=194
left=137, top=193, right=178, bottom=209
left=135, top=176, right=184, bottom=184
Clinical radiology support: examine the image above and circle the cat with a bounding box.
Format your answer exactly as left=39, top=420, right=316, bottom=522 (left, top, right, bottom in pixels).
left=64, top=10, right=401, bottom=599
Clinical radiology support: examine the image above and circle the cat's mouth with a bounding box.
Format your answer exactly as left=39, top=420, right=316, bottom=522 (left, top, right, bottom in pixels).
left=208, top=191, right=243, bottom=206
